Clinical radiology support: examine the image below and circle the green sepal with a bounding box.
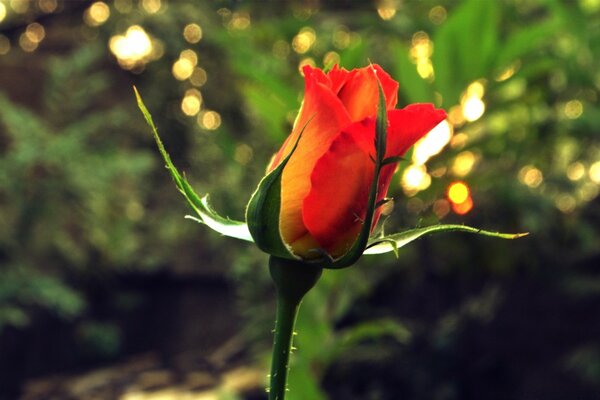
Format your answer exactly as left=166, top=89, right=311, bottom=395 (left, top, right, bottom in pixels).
left=245, top=122, right=309, bottom=260
left=364, top=224, right=529, bottom=255
left=134, top=87, right=253, bottom=242
left=321, top=77, right=389, bottom=269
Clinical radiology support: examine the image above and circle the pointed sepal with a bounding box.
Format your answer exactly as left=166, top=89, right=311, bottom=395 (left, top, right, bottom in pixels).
left=134, top=87, right=253, bottom=242
left=245, top=122, right=310, bottom=260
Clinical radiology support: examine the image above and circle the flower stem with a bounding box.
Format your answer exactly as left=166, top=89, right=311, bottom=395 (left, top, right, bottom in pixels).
left=268, top=256, right=322, bottom=400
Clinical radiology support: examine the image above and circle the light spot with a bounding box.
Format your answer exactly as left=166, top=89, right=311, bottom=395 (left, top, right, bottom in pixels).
left=401, top=164, right=431, bottom=196
left=181, top=89, right=202, bottom=116
left=447, top=181, right=470, bottom=205
left=428, top=5, right=447, bottom=25
left=38, top=0, right=58, bottom=13
left=25, top=23, right=45, bottom=43
left=451, top=151, right=477, bottom=177
left=332, top=27, right=350, bottom=49
left=190, top=67, right=207, bottom=87
left=518, top=165, right=544, bottom=188
left=10, top=0, right=28, bottom=14
left=564, top=100, right=583, bottom=119
left=452, top=195, right=473, bottom=215
left=109, top=25, right=155, bottom=70
left=19, top=33, right=38, bottom=52
left=412, top=120, right=452, bottom=165
left=183, top=23, right=202, bottom=43
left=323, top=51, right=340, bottom=68
left=0, top=3, right=7, bottom=23
left=433, top=199, right=450, bottom=218
left=589, top=160, right=600, bottom=183
left=179, top=49, right=198, bottom=66
left=141, top=0, right=161, bottom=14
left=198, top=111, right=221, bottom=130
left=234, top=144, right=254, bottom=165
left=298, top=57, right=316, bottom=74
left=172, top=58, right=194, bottom=80
left=461, top=81, right=486, bottom=122
left=292, top=27, right=316, bottom=54
left=377, top=0, right=397, bottom=20
left=555, top=193, right=576, bottom=213
left=84, top=2, right=110, bottom=26
left=228, top=12, right=251, bottom=30
left=462, top=96, right=485, bottom=122
left=566, top=162, right=585, bottom=181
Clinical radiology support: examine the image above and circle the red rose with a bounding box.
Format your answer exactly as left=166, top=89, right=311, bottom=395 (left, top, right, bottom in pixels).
left=267, top=65, right=447, bottom=259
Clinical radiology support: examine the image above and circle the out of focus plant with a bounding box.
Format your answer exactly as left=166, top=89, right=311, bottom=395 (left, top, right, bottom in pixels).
left=0, top=45, right=154, bottom=329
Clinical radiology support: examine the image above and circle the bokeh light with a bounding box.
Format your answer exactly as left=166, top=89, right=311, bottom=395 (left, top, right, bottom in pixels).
left=172, top=58, right=194, bottom=80
left=447, top=181, right=470, bottom=204
left=377, top=0, right=397, bottom=20
left=401, top=164, right=431, bottom=196
left=38, top=0, right=58, bottom=13
left=589, top=160, right=600, bottom=183
left=461, top=81, right=486, bottom=122
left=566, top=162, right=585, bottom=181
left=84, top=2, right=110, bottom=27
left=428, top=5, right=447, bottom=25
left=447, top=181, right=473, bottom=215
left=518, top=165, right=544, bottom=188
left=141, top=0, right=161, bottom=14
left=10, top=0, right=28, bottom=14
left=25, top=23, right=45, bottom=43
left=0, top=3, right=6, bottom=23
left=412, top=120, right=453, bottom=166
left=181, top=89, right=202, bottom=116
left=410, top=31, right=434, bottom=80
left=564, top=100, right=583, bottom=119
left=109, top=25, right=159, bottom=70
left=183, top=23, right=203, bottom=44
left=198, top=111, right=222, bottom=130
left=451, top=151, right=477, bottom=177
left=292, top=27, right=316, bottom=54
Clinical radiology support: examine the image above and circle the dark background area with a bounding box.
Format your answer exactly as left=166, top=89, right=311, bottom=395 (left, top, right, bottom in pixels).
left=0, top=0, right=599, bottom=399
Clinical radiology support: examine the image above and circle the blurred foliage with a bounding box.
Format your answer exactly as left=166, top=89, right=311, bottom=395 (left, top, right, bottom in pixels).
left=0, top=0, right=599, bottom=399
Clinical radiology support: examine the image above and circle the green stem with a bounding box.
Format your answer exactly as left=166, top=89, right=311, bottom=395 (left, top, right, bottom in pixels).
left=268, top=256, right=322, bottom=400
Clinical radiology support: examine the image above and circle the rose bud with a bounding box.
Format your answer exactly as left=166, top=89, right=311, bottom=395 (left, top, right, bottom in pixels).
left=247, top=64, right=446, bottom=262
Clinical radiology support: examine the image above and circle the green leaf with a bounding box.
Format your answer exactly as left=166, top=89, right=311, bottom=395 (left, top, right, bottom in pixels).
left=364, top=224, right=528, bottom=255
left=134, top=87, right=253, bottom=242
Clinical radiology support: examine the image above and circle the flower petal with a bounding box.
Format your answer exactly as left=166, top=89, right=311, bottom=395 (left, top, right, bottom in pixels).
left=386, top=104, right=447, bottom=158
left=277, top=69, right=352, bottom=253
left=302, top=120, right=376, bottom=258
left=337, top=64, right=399, bottom=121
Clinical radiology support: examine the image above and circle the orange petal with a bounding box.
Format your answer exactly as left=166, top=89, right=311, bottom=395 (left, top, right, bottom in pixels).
left=278, top=69, right=352, bottom=253
left=337, top=64, right=399, bottom=121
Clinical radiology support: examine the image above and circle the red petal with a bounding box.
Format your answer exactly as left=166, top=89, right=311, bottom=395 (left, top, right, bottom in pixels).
left=277, top=68, right=352, bottom=254
left=302, top=104, right=447, bottom=257
left=337, top=64, right=399, bottom=121
left=302, top=120, right=376, bottom=257
left=386, top=104, right=447, bottom=158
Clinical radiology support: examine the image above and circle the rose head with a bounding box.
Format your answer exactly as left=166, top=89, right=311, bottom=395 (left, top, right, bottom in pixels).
left=249, top=64, right=447, bottom=261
